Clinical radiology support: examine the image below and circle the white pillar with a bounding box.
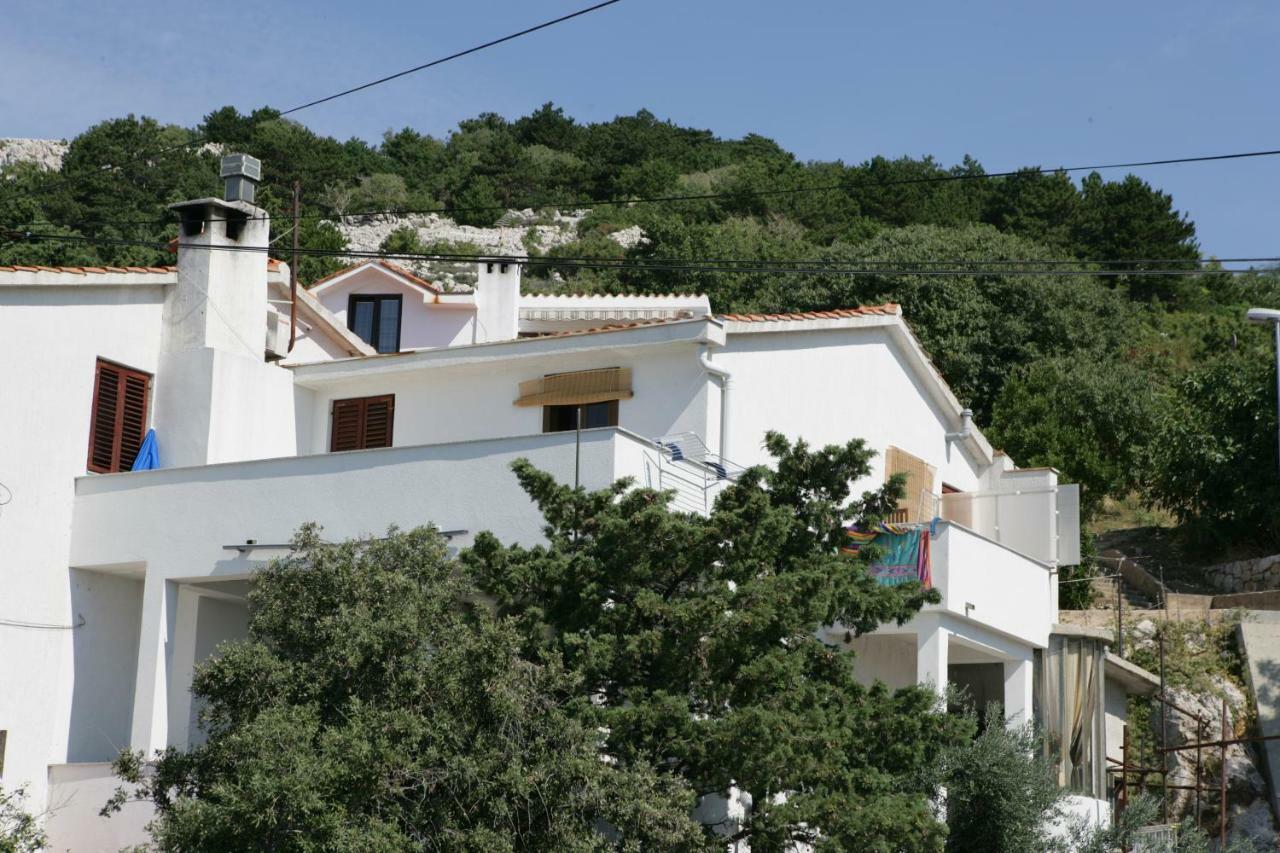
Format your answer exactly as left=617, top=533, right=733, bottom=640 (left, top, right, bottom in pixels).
left=916, top=621, right=950, bottom=699
left=130, top=575, right=176, bottom=754
left=166, top=585, right=202, bottom=749
left=1003, top=653, right=1035, bottom=727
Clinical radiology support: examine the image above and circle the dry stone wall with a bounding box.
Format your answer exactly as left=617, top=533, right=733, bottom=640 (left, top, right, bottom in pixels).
left=1204, top=554, right=1280, bottom=594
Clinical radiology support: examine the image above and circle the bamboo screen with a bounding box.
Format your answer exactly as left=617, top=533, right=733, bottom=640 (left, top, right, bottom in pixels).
left=515, top=367, right=633, bottom=407
left=885, top=446, right=937, bottom=522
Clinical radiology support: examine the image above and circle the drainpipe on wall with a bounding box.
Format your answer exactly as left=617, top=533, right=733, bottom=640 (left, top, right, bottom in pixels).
left=699, top=345, right=732, bottom=460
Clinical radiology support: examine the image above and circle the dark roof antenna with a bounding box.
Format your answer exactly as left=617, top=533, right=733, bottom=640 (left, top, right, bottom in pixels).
left=220, top=153, right=262, bottom=205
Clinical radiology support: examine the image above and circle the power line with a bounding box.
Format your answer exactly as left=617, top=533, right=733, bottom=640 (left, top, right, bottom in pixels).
left=37, top=1, right=625, bottom=204
left=6, top=229, right=1276, bottom=278
left=75, top=145, right=1280, bottom=229
left=278, top=0, right=623, bottom=116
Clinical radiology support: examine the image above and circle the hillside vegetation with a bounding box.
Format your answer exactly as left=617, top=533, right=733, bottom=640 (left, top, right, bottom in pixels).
left=2, top=105, right=1277, bottom=573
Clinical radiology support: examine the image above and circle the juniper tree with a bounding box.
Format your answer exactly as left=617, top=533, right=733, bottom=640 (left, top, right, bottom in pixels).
left=463, top=432, right=972, bottom=851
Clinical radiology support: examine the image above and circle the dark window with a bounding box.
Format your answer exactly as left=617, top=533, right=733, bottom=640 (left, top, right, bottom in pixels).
left=347, top=295, right=402, bottom=353
left=88, top=359, right=151, bottom=473
left=543, top=400, right=618, bottom=433
left=330, top=395, right=395, bottom=451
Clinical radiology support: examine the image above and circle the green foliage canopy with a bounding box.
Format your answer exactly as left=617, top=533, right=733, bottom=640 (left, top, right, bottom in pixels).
left=464, top=433, right=972, bottom=851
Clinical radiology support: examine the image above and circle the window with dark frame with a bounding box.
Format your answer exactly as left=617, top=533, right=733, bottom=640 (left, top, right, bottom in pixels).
left=330, top=395, right=395, bottom=452
left=347, top=294, right=402, bottom=353
left=542, top=400, right=619, bottom=433
left=88, top=358, right=151, bottom=473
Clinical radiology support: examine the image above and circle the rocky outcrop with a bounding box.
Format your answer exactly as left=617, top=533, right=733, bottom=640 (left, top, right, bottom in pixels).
left=0, top=138, right=67, bottom=172
left=336, top=210, right=647, bottom=290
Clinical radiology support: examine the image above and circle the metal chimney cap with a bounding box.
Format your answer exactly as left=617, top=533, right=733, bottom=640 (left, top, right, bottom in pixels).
left=220, top=153, right=262, bottom=182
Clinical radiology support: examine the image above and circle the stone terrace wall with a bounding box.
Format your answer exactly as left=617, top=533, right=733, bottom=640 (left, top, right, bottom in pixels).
left=1204, top=554, right=1280, bottom=594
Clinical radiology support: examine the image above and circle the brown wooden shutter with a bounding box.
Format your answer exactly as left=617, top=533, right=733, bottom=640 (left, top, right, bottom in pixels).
left=330, top=395, right=395, bottom=452
left=362, top=396, right=394, bottom=449
left=88, top=359, right=151, bottom=473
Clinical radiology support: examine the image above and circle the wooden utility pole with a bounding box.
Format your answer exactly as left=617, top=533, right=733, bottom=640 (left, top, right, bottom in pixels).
left=289, top=180, right=301, bottom=352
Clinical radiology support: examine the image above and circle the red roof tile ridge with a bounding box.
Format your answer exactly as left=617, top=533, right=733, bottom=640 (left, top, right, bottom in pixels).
left=307, top=259, right=441, bottom=293
left=0, top=264, right=176, bottom=275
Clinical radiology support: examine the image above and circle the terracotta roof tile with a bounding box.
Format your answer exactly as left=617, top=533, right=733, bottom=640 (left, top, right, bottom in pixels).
left=717, top=304, right=901, bottom=323
left=532, top=317, right=692, bottom=339
left=0, top=265, right=176, bottom=275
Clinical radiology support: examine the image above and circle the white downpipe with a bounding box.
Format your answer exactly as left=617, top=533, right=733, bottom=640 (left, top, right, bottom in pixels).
left=699, top=345, right=732, bottom=459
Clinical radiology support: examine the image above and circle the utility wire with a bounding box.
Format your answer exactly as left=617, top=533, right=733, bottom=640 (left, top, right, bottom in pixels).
left=6, top=227, right=1274, bottom=271
left=74, top=146, right=1280, bottom=229
left=278, top=0, right=623, bottom=116
left=35, top=1, right=625, bottom=202
left=7, top=230, right=1276, bottom=278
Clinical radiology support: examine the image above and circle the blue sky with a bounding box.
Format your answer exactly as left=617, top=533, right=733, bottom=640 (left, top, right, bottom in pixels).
left=3, top=0, right=1278, bottom=257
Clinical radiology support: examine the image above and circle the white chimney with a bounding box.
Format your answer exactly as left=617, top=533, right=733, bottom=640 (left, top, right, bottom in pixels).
left=473, top=261, right=521, bottom=343
left=155, top=153, right=285, bottom=466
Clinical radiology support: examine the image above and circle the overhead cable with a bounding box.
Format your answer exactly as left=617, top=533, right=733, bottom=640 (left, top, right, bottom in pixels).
left=6, top=230, right=1276, bottom=278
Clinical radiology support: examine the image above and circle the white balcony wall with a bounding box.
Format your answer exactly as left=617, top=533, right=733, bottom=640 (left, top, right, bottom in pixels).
left=295, top=341, right=712, bottom=455
left=930, top=523, right=1055, bottom=648
left=70, top=429, right=655, bottom=574
left=715, top=326, right=985, bottom=493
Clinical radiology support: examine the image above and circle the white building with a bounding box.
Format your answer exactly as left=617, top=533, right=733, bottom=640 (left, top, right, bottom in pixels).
left=0, top=158, right=1148, bottom=848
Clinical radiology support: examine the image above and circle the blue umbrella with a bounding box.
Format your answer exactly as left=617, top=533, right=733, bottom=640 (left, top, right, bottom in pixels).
left=131, top=429, right=160, bottom=471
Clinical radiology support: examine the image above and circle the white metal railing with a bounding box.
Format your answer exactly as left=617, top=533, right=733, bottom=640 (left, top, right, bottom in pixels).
left=645, top=433, right=744, bottom=515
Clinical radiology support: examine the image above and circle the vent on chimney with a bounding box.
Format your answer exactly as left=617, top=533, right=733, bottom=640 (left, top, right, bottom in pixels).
left=220, top=153, right=262, bottom=204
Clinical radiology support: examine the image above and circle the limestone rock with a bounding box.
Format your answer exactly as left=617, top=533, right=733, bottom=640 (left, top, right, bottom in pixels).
left=0, top=138, right=68, bottom=172
left=336, top=211, right=647, bottom=290
left=1228, top=799, right=1279, bottom=848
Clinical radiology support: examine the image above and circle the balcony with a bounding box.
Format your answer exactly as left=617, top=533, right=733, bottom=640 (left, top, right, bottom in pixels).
left=70, top=428, right=660, bottom=573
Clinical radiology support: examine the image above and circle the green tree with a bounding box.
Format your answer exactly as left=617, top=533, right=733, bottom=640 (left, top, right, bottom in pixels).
left=107, top=525, right=704, bottom=851
left=0, top=786, right=45, bottom=853
left=1147, top=344, right=1280, bottom=552
left=830, top=224, right=1135, bottom=423
left=988, top=356, right=1158, bottom=519
left=1071, top=173, right=1199, bottom=304
left=940, top=705, right=1064, bottom=853
left=464, top=433, right=973, bottom=851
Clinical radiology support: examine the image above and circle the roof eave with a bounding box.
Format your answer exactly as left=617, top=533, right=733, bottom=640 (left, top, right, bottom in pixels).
left=290, top=316, right=724, bottom=387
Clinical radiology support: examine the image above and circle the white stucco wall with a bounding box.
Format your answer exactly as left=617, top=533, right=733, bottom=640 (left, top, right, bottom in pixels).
left=64, top=570, right=143, bottom=763
left=314, top=266, right=475, bottom=350
left=0, top=284, right=167, bottom=810
left=847, top=634, right=918, bottom=690
left=933, top=523, right=1055, bottom=648
left=1105, top=678, right=1129, bottom=766
left=715, top=325, right=986, bottom=492
left=296, top=342, right=712, bottom=456
left=186, top=596, right=249, bottom=746
left=44, top=762, right=153, bottom=852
